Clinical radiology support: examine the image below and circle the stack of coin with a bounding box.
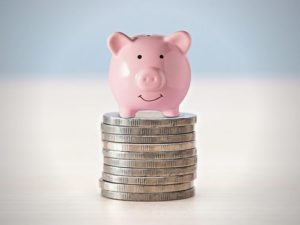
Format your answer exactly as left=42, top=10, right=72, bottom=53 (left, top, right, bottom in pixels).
left=99, top=111, right=197, bottom=201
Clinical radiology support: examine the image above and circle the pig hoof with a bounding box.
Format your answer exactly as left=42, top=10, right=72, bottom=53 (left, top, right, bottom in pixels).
left=119, top=109, right=137, bottom=118
left=162, top=109, right=180, bottom=117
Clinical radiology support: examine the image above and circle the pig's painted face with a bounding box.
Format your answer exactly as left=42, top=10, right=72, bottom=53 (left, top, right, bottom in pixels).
left=107, top=31, right=192, bottom=118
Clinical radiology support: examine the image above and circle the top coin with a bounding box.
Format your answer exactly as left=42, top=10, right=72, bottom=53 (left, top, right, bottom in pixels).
left=103, top=112, right=197, bottom=127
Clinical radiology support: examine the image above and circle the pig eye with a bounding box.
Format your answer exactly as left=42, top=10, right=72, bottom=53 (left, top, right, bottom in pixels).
left=160, top=54, right=164, bottom=59
left=137, top=55, right=142, bottom=59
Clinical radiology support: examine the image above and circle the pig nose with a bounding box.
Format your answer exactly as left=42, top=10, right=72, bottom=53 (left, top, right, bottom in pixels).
left=135, top=68, right=166, bottom=91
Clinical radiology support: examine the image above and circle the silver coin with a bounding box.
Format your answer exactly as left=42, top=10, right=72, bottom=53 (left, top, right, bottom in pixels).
left=103, top=141, right=195, bottom=152
left=102, top=148, right=197, bottom=160
left=101, top=172, right=196, bottom=185
left=101, top=188, right=195, bottom=201
left=103, top=164, right=197, bottom=177
left=101, top=123, right=194, bottom=135
left=100, top=179, right=193, bottom=193
left=103, top=156, right=197, bottom=168
left=102, top=132, right=195, bottom=144
left=103, top=112, right=197, bottom=127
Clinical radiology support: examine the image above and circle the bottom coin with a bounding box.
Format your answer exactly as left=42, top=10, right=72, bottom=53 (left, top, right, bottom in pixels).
left=101, top=187, right=195, bottom=201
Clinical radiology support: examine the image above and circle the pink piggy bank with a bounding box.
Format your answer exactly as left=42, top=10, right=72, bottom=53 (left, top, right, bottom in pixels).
left=107, top=31, right=192, bottom=118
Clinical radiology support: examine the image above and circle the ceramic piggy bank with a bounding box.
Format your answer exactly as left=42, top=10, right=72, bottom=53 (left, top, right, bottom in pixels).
left=107, top=31, right=192, bottom=118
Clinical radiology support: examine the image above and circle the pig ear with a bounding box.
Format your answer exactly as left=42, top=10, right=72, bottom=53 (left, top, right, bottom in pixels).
left=107, top=32, right=132, bottom=55
left=164, top=31, right=191, bottom=54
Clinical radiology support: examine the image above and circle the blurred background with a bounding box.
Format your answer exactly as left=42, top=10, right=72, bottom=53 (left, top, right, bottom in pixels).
left=0, top=0, right=299, bottom=77
left=0, top=1, right=300, bottom=225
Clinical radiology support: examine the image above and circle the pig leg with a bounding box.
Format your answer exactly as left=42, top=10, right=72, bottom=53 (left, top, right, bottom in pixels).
left=162, top=107, right=180, bottom=117
left=119, top=107, right=137, bottom=118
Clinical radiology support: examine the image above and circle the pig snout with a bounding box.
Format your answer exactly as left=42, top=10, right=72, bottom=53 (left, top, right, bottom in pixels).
left=135, top=68, right=166, bottom=91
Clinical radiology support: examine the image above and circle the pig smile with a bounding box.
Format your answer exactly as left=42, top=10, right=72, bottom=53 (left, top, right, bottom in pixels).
left=138, top=94, right=163, bottom=102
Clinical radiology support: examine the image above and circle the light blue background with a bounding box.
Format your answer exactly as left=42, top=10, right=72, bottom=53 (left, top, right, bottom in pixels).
left=0, top=0, right=299, bottom=78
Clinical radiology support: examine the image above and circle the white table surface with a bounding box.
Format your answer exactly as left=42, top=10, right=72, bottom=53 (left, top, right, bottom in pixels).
left=0, top=77, right=299, bottom=225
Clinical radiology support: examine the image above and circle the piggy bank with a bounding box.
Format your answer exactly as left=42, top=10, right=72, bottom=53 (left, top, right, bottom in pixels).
left=107, top=31, right=192, bottom=118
